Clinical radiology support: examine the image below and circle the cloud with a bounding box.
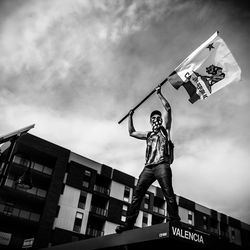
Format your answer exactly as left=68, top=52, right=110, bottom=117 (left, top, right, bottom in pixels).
left=0, top=0, right=250, bottom=225
left=172, top=136, right=250, bottom=222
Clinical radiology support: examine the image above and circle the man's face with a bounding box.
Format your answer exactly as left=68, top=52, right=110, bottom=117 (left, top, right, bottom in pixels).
left=150, top=114, right=162, bottom=131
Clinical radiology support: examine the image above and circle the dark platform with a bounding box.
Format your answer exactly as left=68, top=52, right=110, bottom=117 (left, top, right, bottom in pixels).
left=41, top=222, right=245, bottom=250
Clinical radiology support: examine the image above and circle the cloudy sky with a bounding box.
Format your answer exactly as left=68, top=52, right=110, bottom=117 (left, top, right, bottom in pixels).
left=0, top=0, right=250, bottom=224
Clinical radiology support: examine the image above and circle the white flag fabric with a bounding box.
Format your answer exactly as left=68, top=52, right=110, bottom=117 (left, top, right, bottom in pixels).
left=168, top=31, right=241, bottom=103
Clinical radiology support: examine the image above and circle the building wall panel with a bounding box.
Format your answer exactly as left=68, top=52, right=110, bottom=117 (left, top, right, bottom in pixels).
left=107, top=198, right=124, bottom=224
left=112, top=170, right=135, bottom=188
left=178, top=196, right=195, bottom=211
left=195, top=203, right=211, bottom=216
left=229, top=226, right=242, bottom=246
left=54, top=206, right=76, bottom=231
left=110, top=181, right=125, bottom=201
left=179, top=207, right=194, bottom=226
left=59, top=185, right=80, bottom=208
left=69, top=153, right=102, bottom=174
left=104, top=221, right=118, bottom=236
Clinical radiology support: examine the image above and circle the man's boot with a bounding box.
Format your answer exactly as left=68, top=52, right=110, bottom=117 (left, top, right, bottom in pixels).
left=166, top=216, right=181, bottom=227
left=115, top=216, right=135, bottom=234
left=115, top=224, right=133, bottom=234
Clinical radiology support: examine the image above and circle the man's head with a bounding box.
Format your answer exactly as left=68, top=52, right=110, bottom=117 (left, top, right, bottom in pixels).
left=150, top=110, right=162, bottom=132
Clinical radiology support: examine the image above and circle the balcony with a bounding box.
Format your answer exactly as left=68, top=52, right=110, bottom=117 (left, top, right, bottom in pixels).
left=73, top=225, right=81, bottom=233
left=90, top=206, right=108, bottom=217
left=12, top=156, right=53, bottom=176
left=153, top=206, right=165, bottom=216
left=4, top=177, right=47, bottom=199
left=0, top=203, right=40, bottom=222
left=93, top=185, right=110, bottom=196
left=86, top=227, right=104, bottom=237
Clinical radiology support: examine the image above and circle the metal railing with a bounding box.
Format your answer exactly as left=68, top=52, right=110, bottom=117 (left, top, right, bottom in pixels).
left=5, top=177, right=47, bottom=198
left=0, top=203, right=40, bottom=222
left=93, top=185, right=110, bottom=195
left=153, top=206, right=165, bottom=215
left=86, top=227, right=104, bottom=237
left=90, top=206, right=108, bottom=217
left=13, top=156, right=52, bottom=176
left=73, top=225, right=81, bottom=233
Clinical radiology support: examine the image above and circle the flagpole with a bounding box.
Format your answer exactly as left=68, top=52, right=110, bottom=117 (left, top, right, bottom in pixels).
left=118, top=77, right=169, bottom=124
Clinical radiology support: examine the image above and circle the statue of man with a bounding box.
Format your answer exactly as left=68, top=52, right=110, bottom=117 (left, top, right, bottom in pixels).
left=116, top=86, right=180, bottom=233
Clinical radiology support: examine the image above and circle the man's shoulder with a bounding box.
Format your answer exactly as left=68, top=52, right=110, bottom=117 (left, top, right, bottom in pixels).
left=146, top=131, right=153, bottom=138
left=160, top=126, right=169, bottom=137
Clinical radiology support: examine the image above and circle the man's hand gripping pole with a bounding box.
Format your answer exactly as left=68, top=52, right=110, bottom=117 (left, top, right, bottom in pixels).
left=118, top=77, right=169, bottom=124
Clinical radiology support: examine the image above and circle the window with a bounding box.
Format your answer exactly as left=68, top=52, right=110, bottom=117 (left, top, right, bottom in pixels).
left=122, top=205, right=128, bottom=211
left=121, top=204, right=128, bottom=216
left=121, top=204, right=128, bottom=222
left=142, top=212, right=148, bottom=227
left=33, top=163, right=44, bottom=172
left=188, top=211, right=193, bottom=225
left=0, top=204, right=4, bottom=213
left=0, top=163, right=3, bottom=173
left=55, top=205, right=60, bottom=218
left=13, top=155, right=21, bottom=164
left=3, top=203, right=14, bottom=216
left=144, top=193, right=150, bottom=209
left=37, top=189, right=47, bottom=198
left=19, top=210, right=30, bottom=219
left=73, top=212, right=84, bottom=233
left=12, top=208, right=20, bottom=217
left=123, top=186, right=130, bottom=202
left=20, top=157, right=30, bottom=167
left=84, top=169, right=91, bottom=177
left=76, top=212, right=83, bottom=219
left=30, top=213, right=40, bottom=222
left=43, top=166, right=52, bottom=175
left=82, top=180, right=89, bottom=188
left=231, top=229, right=235, bottom=240
left=220, top=223, right=228, bottom=237
left=61, top=184, right=65, bottom=194
left=78, top=191, right=87, bottom=209
left=5, top=178, right=14, bottom=188
left=210, top=219, right=218, bottom=234
left=121, top=216, right=126, bottom=222
left=203, top=215, right=208, bottom=230
left=26, top=188, right=36, bottom=195
left=0, top=203, right=40, bottom=222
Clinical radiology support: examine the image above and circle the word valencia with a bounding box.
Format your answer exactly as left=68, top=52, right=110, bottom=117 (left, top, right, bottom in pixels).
left=172, top=227, right=204, bottom=244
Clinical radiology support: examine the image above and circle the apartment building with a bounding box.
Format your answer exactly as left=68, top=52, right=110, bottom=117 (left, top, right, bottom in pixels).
left=0, top=134, right=249, bottom=249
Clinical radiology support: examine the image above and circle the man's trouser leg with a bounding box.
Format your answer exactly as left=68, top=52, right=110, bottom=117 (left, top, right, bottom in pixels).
left=155, top=163, right=180, bottom=221
left=125, top=167, right=155, bottom=227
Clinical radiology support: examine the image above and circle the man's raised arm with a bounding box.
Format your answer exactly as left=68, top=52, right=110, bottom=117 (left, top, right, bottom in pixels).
left=155, top=86, right=172, bottom=131
left=128, top=110, right=148, bottom=140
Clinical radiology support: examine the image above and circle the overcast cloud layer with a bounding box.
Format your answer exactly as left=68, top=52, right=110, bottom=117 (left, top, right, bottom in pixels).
left=0, top=0, right=250, bottom=224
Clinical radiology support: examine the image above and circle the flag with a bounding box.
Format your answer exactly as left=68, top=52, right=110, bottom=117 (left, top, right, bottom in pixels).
left=168, top=31, right=241, bottom=103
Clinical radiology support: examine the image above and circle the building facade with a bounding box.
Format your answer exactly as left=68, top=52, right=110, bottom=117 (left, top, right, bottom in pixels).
left=0, top=134, right=250, bottom=249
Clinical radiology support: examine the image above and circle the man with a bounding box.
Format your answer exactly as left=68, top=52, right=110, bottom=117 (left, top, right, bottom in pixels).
left=116, top=85, right=180, bottom=233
